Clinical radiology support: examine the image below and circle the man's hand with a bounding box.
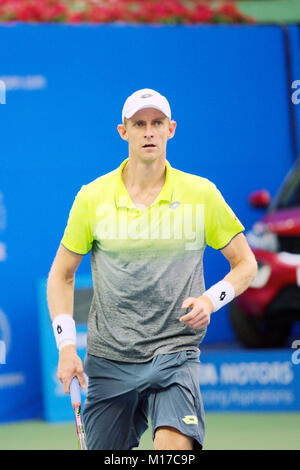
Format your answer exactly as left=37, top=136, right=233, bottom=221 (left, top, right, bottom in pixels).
left=179, top=295, right=214, bottom=329
left=57, top=344, right=86, bottom=394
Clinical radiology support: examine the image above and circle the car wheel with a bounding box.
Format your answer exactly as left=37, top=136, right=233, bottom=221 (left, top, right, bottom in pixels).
left=229, top=301, right=292, bottom=348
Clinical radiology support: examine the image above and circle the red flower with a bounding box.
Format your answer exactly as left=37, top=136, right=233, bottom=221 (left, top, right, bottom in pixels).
left=0, top=0, right=255, bottom=24
left=44, top=3, right=68, bottom=21
left=187, top=4, right=214, bottom=23
left=86, top=5, right=110, bottom=23
left=16, top=2, right=43, bottom=21
left=215, top=2, right=253, bottom=23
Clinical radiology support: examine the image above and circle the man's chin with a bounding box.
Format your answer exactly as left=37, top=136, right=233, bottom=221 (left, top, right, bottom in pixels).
left=137, top=152, right=161, bottom=163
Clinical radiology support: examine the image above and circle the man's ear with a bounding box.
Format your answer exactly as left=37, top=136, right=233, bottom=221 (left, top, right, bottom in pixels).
left=117, top=124, right=128, bottom=141
left=168, top=120, right=177, bottom=140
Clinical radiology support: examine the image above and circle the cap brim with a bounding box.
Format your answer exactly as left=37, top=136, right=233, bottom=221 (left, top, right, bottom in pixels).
left=123, top=104, right=170, bottom=121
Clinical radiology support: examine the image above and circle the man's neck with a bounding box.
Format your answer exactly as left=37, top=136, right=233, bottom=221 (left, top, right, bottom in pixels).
left=122, top=156, right=166, bottom=192
left=121, top=156, right=166, bottom=209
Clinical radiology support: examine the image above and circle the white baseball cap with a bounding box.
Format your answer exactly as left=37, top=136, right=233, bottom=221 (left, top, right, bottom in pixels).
left=122, top=88, right=171, bottom=122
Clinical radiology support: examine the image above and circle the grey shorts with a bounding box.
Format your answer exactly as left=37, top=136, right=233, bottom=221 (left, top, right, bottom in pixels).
left=83, top=350, right=205, bottom=450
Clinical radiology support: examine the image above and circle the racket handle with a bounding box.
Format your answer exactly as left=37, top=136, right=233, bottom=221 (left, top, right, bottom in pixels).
left=70, top=376, right=81, bottom=407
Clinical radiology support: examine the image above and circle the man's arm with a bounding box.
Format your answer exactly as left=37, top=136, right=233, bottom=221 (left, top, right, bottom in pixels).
left=180, top=233, right=257, bottom=329
left=47, top=244, right=86, bottom=393
left=47, top=244, right=83, bottom=319
left=220, top=232, right=258, bottom=296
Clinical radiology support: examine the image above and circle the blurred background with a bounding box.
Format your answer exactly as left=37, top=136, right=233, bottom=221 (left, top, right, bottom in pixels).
left=1, top=0, right=300, bottom=450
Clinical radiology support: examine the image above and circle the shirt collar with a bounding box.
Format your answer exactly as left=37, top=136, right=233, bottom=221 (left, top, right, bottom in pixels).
left=115, top=158, right=174, bottom=209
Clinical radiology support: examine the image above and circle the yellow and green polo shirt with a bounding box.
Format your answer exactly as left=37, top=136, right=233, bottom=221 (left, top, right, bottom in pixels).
left=62, top=158, right=244, bottom=362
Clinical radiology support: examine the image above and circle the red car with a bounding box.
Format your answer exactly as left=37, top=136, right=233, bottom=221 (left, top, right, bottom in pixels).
left=230, top=161, right=300, bottom=348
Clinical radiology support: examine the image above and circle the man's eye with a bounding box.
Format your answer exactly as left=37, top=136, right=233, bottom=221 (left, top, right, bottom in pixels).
left=135, top=121, right=143, bottom=127
left=155, top=121, right=162, bottom=125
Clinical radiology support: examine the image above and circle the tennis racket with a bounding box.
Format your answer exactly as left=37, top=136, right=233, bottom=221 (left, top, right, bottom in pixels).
left=70, top=376, right=87, bottom=450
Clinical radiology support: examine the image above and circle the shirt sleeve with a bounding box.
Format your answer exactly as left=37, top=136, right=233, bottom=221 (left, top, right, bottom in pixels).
left=205, top=183, right=245, bottom=250
left=61, top=185, right=93, bottom=255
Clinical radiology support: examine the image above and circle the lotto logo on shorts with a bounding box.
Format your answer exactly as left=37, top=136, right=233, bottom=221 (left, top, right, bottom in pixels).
left=182, top=415, right=198, bottom=425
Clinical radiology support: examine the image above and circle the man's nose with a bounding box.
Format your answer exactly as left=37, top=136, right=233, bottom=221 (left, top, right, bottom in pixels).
left=144, top=124, right=154, bottom=138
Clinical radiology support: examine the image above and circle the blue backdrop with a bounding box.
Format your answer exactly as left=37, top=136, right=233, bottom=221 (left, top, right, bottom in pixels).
left=0, top=23, right=299, bottom=422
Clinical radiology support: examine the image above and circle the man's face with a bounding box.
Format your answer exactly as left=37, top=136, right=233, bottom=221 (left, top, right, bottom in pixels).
left=118, top=108, right=176, bottom=163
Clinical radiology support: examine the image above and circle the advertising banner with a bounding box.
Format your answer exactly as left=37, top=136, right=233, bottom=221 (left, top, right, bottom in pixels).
left=199, top=350, right=300, bottom=411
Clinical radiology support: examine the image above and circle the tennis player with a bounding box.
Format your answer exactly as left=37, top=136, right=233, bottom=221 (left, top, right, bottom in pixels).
left=47, top=89, right=257, bottom=450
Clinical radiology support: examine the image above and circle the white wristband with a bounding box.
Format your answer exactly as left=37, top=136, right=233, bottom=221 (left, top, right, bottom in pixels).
left=203, top=280, right=235, bottom=312
left=52, top=314, right=76, bottom=351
